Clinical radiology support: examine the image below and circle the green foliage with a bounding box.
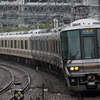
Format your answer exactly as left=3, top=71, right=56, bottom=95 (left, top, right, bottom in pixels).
left=1, top=22, right=53, bottom=32
left=2, top=26, right=30, bottom=32
left=39, top=23, right=53, bottom=29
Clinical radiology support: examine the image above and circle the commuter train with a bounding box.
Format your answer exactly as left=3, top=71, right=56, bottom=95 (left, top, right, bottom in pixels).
left=0, top=18, right=100, bottom=92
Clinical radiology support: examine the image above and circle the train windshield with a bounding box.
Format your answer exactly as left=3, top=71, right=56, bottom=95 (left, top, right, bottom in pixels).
left=97, top=29, right=100, bottom=58
left=61, top=30, right=81, bottom=60
left=83, top=37, right=94, bottom=59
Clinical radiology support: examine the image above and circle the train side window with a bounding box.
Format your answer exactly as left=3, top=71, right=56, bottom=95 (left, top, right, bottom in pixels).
left=5, top=40, right=7, bottom=47
left=37, top=40, right=39, bottom=50
left=36, top=40, right=38, bottom=50
left=38, top=40, right=40, bottom=51
left=50, top=40, right=52, bottom=53
left=33, top=40, right=35, bottom=50
left=40, top=40, right=42, bottom=51
left=9, top=40, right=10, bottom=48
left=21, top=40, right=23, bottom=49
left=34, top=40, right=36, bottom=50
left=45, top=40, right=47, bottom=52
left=0, top=40, right=1, bottom=47
left=8, top=40, right=9, bottom=48
left=14, top=40, right=16, bottom=48
left=25, top=40, right=28, bottom=49
left=3, top=40, right=4, bottom=47
left=32, top=40, right=34, bottom=50
left=41, top=40, right=43, bottom=51
left=53, top=40, right=55, bottom=53
left=51, top=40, right=53, bottom=53
left=43, top=40, right=45, bottom=51
left=35, top=40, right=37, bottom=50
left=54, top=40, right=56, bottom=53
left=11, top=40, right=13, bottom=48
left=18, top=40, right=20, bottom=49
left=48, top=40, right=50, bottom=52
left=56, top=40, right=57, bottom=53
left=4, top=40, right=5, bottom=47
left=46, top=40, right=48, bottom=52
left=55, top=40, right=57, bottom=53
left=1, top=40, right=3, bottom=47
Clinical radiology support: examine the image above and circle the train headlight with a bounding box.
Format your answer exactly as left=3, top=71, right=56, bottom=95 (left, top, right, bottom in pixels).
left=70, top=67, right=74, bottom=71
left=75, top=67, right=79, bottom=70
left=69, top=67, right=79, bottom=71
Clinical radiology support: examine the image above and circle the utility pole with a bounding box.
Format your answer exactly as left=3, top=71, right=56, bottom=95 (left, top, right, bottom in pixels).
left=71, top=0, right=75, bottom=23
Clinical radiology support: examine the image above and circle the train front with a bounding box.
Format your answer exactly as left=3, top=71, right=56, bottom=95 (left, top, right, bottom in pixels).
left=60, top=19, right=100, bottom=92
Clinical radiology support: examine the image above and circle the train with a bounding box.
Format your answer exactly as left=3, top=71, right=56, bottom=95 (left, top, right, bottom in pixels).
left=0, top=18, right=100, bottom=92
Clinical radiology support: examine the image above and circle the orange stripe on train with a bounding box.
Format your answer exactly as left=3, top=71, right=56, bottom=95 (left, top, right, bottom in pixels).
left=84, top=65, right=97, bottom=67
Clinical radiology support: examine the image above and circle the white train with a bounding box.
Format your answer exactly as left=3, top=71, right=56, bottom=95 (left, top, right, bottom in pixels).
left=0, top=19, right=100, bottom=92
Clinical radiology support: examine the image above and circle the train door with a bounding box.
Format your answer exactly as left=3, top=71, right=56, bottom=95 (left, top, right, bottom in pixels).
left=81, top=29, right=98, bottom=72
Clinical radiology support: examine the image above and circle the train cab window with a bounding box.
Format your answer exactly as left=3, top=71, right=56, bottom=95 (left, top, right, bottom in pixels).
left=84, top=37, right=94, bottom=59
left=21, top=40, right=23, bottom=49
left=11, top=40, right=13, bottom=48
left=25, top=40, right=28, bottom=49
left=61, top=30, right=81, bottom=60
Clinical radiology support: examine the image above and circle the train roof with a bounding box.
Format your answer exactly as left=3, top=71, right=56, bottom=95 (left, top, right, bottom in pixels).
left=62, top=19, right=100, bottom=31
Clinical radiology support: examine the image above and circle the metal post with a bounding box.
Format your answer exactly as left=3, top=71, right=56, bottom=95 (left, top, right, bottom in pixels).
left=42, top=83, right=44, bottom=100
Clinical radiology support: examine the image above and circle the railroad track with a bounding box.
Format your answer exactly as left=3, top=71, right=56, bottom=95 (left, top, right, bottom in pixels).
left=0, top=63, right=30, bottom=100
left=1, top=60, right=100, bottom=100
left=0, top=66, right=14, bottom=94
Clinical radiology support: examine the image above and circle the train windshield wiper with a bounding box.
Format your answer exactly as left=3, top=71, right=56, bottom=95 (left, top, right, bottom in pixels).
left=69, top=51, right=79, bottom=63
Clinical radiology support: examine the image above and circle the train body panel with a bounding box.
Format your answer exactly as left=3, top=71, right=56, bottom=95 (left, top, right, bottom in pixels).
left=0, top=34, right=32, bottom=58
left=30, top=31, right=63, bottom=67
